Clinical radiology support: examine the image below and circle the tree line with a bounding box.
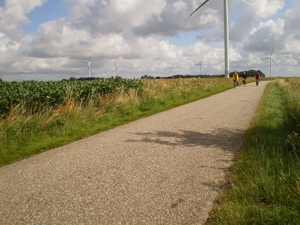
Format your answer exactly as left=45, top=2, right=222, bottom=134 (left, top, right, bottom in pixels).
left=141, top=69, right=265, bottom=79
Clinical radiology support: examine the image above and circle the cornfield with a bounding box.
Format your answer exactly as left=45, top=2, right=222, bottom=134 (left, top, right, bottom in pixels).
left=0, top=77, right=143, bottom=116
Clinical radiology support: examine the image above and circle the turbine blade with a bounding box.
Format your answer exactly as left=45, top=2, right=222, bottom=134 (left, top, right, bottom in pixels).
left=190, top=0, right=210, bottom=16
left=88, top=53, right=93, bottom=62
left=261, top=57, right=269, bottom=60
left=270, top=46, right=274, bottom=57
left=242, top=0, right=252, bottom=5
left=271, top=58, right=277, bottom=66
left=200, top=56, right=204, bottom=64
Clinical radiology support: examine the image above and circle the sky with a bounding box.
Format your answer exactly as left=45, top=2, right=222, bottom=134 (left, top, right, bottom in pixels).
left=0, top=0, right=299, bottom=81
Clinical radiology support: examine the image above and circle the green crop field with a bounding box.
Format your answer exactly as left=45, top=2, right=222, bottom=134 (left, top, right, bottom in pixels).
left=0, top=77, right=143, bottom=116
left=0, top=77, right=234, bottom=166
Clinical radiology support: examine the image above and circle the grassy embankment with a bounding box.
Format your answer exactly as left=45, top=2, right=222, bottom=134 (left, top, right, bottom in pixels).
left=0, top=77, right=238, bottom=167
left=208, top=78, right=300, bottom=224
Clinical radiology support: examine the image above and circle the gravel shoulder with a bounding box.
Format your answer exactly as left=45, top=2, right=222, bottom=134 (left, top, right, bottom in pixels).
left=0, top=81, right=269, bottom=225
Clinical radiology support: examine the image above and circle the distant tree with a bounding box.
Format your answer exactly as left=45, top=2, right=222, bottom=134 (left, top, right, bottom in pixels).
left=78, top=77, right=99, bottom=81
left=114, top=76, right=124, bottom=82
left=141, top=74, right=154, bottom=79
left=257, top=70, right=266, bottom=77
left=229, top=70, right=266, bottom=78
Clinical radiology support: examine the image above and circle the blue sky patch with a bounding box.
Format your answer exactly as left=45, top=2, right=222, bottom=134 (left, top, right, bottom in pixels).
left=21, top=1, right=68, bottom=34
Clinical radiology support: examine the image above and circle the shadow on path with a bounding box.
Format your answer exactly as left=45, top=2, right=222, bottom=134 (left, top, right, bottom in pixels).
left=126, top=128, right=245, bottom=152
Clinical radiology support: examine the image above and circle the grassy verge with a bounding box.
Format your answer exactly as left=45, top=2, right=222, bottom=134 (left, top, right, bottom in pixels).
left=0, top=78, right=235, bottom=167
left=207, top=78, right=300, bottom=224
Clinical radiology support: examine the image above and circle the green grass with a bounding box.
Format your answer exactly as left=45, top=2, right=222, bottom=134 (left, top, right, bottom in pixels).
left=0, top=78, right=234, bottom=167
left=207, top=78, right=300, bottom=224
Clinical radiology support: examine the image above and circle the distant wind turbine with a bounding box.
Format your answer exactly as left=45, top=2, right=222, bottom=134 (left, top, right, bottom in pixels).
left=81, top=53, right=93, bottom=77
left=195, top=56, right=205, bottom=75
left=72, top=68, right=78, bottom=76
left=261, top=47, right=277, bottom=77
left=190, top=0, right=252, bottom=78
left=169, top=66, right=176, bottom=76
left=113, top=61, right=121, bottom=77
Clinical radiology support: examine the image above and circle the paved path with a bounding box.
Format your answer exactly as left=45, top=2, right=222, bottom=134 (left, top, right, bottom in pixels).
left=0, top=81, right=269, bottom=225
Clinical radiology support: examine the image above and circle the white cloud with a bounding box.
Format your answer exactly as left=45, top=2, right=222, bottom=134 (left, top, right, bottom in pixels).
left=0, top=0, right=46, bottom=40
left=0, top=0, right=300, bottom=81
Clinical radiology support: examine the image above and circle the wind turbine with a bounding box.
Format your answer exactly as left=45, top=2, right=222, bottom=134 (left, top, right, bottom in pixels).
left=72, top=68, right=78, bottom=76
left=190, top=0, right=252, bottom=78
left=261, top=47, right=277, bottom=77
left=113, top=61, right=121, bottom=77
left=81, top=53, right=93, bottom=77
left=169, top=65, right=176, bottom=76
left=195, top=56, right=205, bottom=75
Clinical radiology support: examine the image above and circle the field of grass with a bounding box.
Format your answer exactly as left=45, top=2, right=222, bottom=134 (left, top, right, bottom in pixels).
left=0, top=77, right=236, bottom=167
left=207, top=78, right=300, bottom=224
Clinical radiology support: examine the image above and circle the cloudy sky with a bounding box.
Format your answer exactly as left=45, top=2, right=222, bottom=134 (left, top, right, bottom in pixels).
left=0, top=0, right=299, bottom=81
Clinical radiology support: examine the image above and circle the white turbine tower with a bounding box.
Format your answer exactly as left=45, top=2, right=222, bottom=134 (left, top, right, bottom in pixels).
left=261, top=47, right=277, bottom=77
left=113, top=61, right=121, bottom=77
left=190, top=0, right=252, bottom=78
left=195, top=56, right=205, bottom=75
left=81, top=53, right=93, bottom=77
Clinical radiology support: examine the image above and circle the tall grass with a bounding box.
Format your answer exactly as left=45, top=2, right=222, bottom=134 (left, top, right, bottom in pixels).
left=207, top=78, right=300, bottom=225
left=0, top=78, right=233, bottom=167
